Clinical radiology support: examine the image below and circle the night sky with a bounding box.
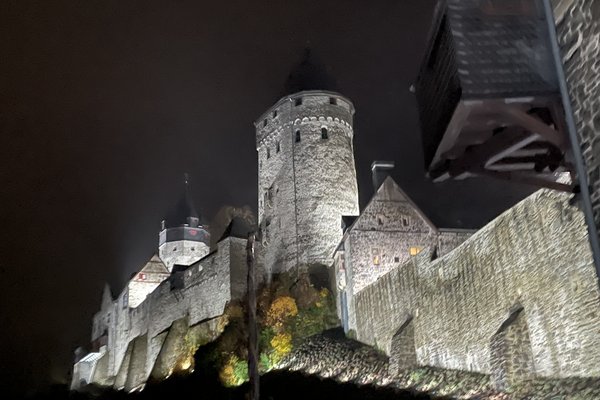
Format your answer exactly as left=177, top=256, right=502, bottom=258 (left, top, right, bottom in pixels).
left=0, top=0, right=531, bottom=394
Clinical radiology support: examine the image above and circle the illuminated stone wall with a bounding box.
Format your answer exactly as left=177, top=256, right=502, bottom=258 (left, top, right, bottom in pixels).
left=354, top=189, right=600, bottom=384
left=255, top=91, right=360, bottom=275
left=158, top=239, right=210, bottom=272
left=79, top=235, right=249, bottom=391
left=553, top=0, right=600, bottom=246
left=335, top=177, right=473, bottom=334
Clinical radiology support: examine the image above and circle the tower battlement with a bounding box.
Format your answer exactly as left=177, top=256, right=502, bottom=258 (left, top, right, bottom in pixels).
left=255, top=91, right=354, bottom=146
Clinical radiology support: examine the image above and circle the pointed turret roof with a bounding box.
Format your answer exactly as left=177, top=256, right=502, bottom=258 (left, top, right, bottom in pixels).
left=283, top=48, right=337, bottom=95
left=165, top=174, right=202, bottom=227
left=101, top=283, right=113, bottom=310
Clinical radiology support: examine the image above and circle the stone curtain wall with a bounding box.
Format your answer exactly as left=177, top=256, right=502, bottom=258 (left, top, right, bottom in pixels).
left=354, top=189, right=600, bottom=380
left=553, top=0, right=600, bottom=242
left=256, top=91, right=360, bottom=274
left=82, top=236, right=246, bottom=389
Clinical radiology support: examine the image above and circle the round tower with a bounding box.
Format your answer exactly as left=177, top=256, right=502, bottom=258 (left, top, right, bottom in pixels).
left=255, top=90, right=360, bottom=275
left=158, top=174, right=210, bottom=271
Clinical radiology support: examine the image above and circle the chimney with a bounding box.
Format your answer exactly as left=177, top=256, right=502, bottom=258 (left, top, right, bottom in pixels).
left=371, top=161, right=395, bottom=193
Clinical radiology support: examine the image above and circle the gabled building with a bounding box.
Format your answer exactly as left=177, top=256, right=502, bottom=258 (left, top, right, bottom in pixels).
left=334, top=175, right=473, bottom=334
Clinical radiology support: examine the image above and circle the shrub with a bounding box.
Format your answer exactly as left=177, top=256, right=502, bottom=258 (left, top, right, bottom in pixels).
left=265, top=296, right=298, bottom=332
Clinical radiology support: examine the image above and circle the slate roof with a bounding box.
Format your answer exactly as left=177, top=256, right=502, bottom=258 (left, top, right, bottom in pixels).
left=283, top=48, right=337, bottom=96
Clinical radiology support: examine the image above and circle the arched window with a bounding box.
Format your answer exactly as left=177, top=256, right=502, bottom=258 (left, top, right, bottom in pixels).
left=321, top=128, right=328, bottom=139
left=295, top=130, right=301, bottom=142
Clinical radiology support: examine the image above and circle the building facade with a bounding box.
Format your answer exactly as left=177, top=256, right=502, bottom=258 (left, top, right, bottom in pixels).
left=334, top=177, right=473, bottom=333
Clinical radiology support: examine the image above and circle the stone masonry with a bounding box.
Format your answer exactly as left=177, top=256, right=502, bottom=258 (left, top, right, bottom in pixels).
left=553, top=0, right=600, bottom=243
left=255, top=91, right=360, bottom=275
left=334, top=177, right=473, bottom=334
left=71, top=231, right=251, bottom=391
left=353, top=188, right=600, bottom=387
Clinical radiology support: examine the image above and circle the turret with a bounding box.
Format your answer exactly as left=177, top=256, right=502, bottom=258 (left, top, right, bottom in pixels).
left=255, top=51, right=360, bottom=275
left=158, top=174, right=210, bottom=271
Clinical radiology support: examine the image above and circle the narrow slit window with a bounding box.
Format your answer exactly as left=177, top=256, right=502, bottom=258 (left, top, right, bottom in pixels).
left=272, top=110, right=278, bottom=118
left=276, top=141, right=280, bottom=153
left=263, top=119, right=268, bottom=127
left=267, top=147, right=271, bottom=159
left=295, top=97, right=302, bottom=106
left=321, top=128, right=328, bottom=139
left=295, top=130, right=301, bottom=142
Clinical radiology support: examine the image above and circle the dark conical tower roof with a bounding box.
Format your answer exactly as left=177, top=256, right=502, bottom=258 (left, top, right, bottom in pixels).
left=283, top=48, right=337, bottom=95
left=165, top=174, right=201, bottom=228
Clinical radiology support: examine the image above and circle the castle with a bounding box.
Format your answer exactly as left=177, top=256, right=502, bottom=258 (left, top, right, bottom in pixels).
left=71, top=88, right=363, bottom=392
left=72, top=86, right=600, bottom=394
left=72, top=0, right=600, bottom=387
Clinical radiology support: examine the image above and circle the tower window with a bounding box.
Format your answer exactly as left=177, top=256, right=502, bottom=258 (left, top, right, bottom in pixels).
left=272, top=110, right=278, bottom=118
left=402, top=216, right=410, bottom=227
left=329, top=97, right=337, bottom=105
left=276, top=141, right=280, bottom=153
left=267, top=147, right=271, bottom=159
left=295, top=97, right=302, bottom=106
left=321, top=128, right=328, bottom=139
left=295, top=130, right=301, bottom=142
left=263, top=119, right=268, bottom=127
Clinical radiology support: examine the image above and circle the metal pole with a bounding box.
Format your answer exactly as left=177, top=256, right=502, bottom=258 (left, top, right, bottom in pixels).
left=542, top=0, right=600, bottom=288
left=246, top=232, right=260, bottom=400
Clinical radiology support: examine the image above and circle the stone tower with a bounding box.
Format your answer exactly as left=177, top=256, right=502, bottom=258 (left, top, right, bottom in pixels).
left=158, top=174, right=210, bottom=271
left=255, top=89, right=360, bottom=275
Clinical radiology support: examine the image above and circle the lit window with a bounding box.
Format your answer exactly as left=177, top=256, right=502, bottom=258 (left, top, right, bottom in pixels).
left=329, top=97, right=337, bottom=105
left=295, top=97, right=302, bottom=106
left=409, top=247, right=422, bottom=256
left=372, top=247, right=381, bottom=266
left=139, top=273, right=146, bottom=280
left=295, top=130, right=301, bottom=142
left=321, top=128, right=328, bottom=139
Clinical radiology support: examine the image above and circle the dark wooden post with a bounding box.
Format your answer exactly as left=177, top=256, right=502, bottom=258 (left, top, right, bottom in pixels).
left=246, top=232, right=259, bottom=400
